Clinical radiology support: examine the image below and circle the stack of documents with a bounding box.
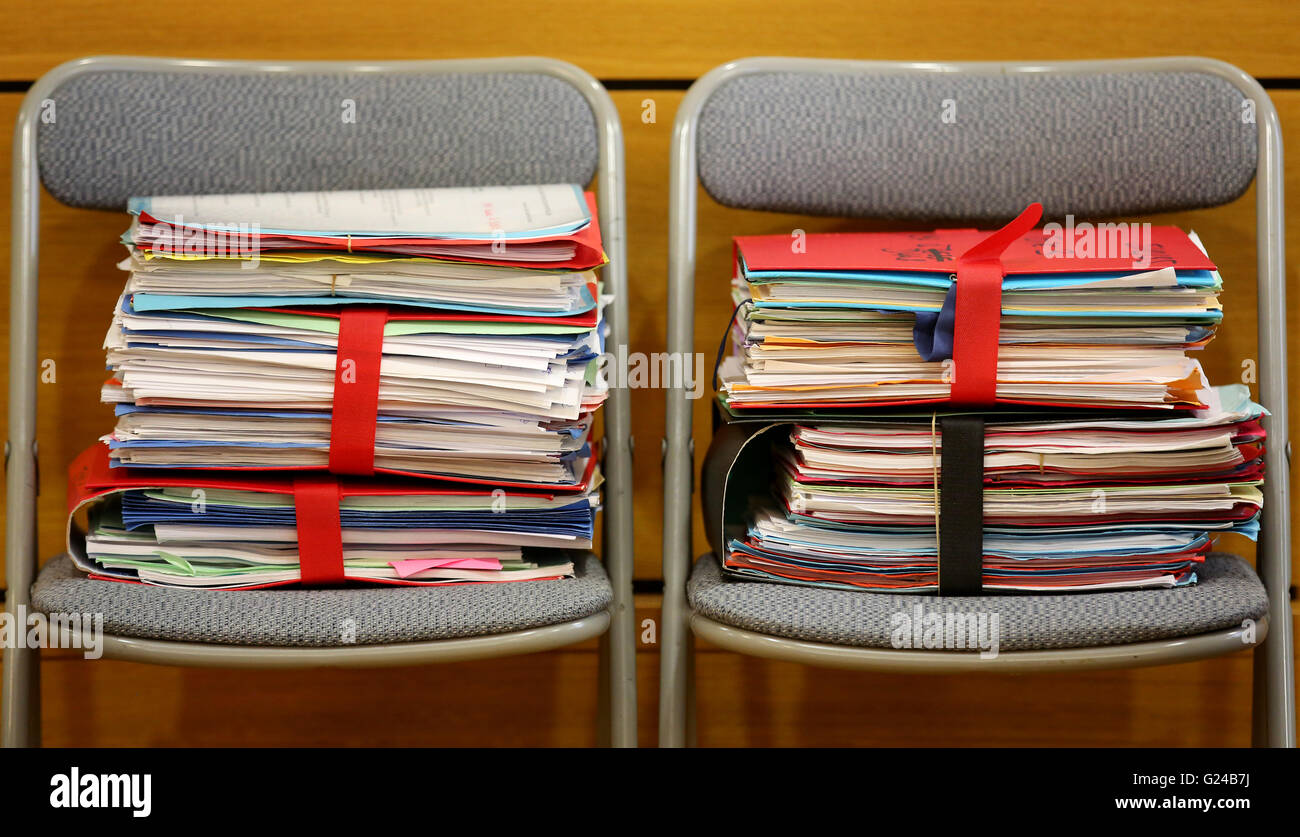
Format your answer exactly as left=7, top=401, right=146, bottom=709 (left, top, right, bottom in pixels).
left=723, top=386, right=1264, bottom=593
left=719, top=225, right=1222, bottom=410
left=68, top=446, right=590, bottom=590
left=72, top=184, right=611, bottom=590
left=102, top=184, right=608, bottom=489
left=127, top=185, right=603, bottom=265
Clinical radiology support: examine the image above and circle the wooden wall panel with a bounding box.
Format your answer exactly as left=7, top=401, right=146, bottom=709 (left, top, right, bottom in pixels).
left=0, top=8, right=1297, bottom=745
left=26, top=649, right=651, bottom=747
left=20, top=594, right=661, bottom=747
left=690, top=641, right=1273, bottom=748
left=8, top=606, right=1296, bottom=746
left=1, top=0, right=1298, bottom=80
left=4, top=90, right=1300, bottom=585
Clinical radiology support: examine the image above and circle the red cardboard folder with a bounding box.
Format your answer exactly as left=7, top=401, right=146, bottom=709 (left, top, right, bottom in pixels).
left=733, top=224, right=1217, bottom=276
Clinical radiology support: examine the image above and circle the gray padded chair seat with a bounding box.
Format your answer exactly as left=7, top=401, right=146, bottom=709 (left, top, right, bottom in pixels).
left=689, top=552, right=1267, bottom=652
left=32, top=552, right=611, bottom=647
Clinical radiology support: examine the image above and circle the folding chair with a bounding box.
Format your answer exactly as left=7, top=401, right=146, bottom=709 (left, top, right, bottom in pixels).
left=4, top=55, right=636, bottom=747
left=660, top=56, right=1293, bottom=747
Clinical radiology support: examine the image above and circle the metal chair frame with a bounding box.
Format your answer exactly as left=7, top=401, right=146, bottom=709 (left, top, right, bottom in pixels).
left=660, top=56, right=1293, bottom=748
left=4, top=55, right=637, bottom=748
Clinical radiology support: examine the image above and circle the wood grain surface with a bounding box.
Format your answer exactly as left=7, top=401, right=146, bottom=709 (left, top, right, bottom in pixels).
left=1, top=0, right=1297, bottom=80
left=1, top=3, right=1296, bottom=745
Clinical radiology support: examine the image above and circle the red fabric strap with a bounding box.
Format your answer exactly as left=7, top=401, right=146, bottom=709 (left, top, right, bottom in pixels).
left=329, top=307, right=389, bottom=475
left=292, top=477, right=346, bottom=585
left=950, top=260, right=1004, bottom=404
left=950, top=203, right=1043, bottom=405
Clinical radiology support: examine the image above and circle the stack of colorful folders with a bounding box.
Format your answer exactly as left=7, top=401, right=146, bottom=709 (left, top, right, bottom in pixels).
left=719, top=221, right=1221, bottom=410
left=714, top=205, right=1265, bottom=595
left=68, top=445, right=595, bottom=589
left=70, top=184, right=609, bottom=590
left=724, top=385, right=1264, bottom=592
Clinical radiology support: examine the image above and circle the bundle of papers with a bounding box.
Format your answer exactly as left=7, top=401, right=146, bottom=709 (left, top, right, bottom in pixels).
left=720, top=225, right=1222, bottom=410
left=68, top=445, right=592, bottom=590
left=101, top=184, right=610, bottom=489
left=723, top=385, right=1264, bottom=593
left=127, top=184, right=603, bottom=265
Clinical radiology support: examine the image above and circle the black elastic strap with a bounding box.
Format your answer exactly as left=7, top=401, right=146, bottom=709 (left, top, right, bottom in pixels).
left=938, top=414, right=985, bottom=596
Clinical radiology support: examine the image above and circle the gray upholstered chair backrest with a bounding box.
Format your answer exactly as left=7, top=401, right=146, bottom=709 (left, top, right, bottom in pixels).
left=696, top=71, right=1258, bottom=221
left=37, top=69, right=600, bottom=210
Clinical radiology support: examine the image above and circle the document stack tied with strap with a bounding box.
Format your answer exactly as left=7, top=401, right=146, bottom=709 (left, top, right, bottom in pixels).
left=70, top=184, right=610, bottom=590
left=709, top=203, right=1265, bottom=595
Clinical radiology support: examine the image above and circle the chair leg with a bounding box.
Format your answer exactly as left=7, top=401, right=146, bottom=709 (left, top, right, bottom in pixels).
left=684, top=629, right=698, bottom=747
left=606, top=602, right=638, bottom=748
left=1252, top=644, right=1265, bottom=747
left=658, top=604, right=691, bottom=747
left=596, top=631, right=612, bottom=747
left=1253, top=609, right=1296, bottom=747
left=2, top=644, right=41, bottom=748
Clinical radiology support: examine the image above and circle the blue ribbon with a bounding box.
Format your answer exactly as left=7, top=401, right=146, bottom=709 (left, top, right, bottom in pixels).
left=912, top=283, right=958, bottom=362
